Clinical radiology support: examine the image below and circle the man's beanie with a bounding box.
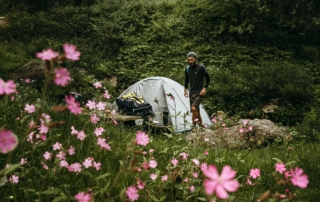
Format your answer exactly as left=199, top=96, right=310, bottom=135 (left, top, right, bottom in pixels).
left=187, top=51, right=197, bottom=59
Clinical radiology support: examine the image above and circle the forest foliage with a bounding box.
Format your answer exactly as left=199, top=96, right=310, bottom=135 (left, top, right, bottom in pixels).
left=1, top=0, right=320, bottom=133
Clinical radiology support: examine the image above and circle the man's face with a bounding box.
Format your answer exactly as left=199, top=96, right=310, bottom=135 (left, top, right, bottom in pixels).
left=187, top=57, right=197, bottom=66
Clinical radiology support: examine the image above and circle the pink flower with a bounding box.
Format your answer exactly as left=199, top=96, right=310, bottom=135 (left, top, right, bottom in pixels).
left=193, top=172, right=199, bottom=178
left=53, top=142, right=62, bottom=150
left=90, top=114, right=100, bottom=124
left=192, top=159, right=200, bottom=165
left=43, top=151, right=52, bottom=160
left=24, top=104, right=36, bottom=114
left=93, top=161, right=101, bottom=171
left=275, top=163, right=286, bottom=174
left=203, top=165, right=240, bottom=199
left=0, top=79, right=16, bottom=95
left=68, top=146, right=75, bottom=155
left=142, top=162, right=149, bottom=170
left=83, top=158, right=93, bottom=168
left=70, top=162, right=82, bottom=173
left=148, top=160, right=158, bottom=168
left=171, top=158, right=178, bottom=166
left=190, top=186, right=195, bottom=192
left=65, top=95, right=82, bottom=115
left=103, top=90, right=111, bottom=99
left=86, top=100, right=96, bottom=110
left=36, top=49, right=58, bottom=61
left=74, top=191, right=90, bottom=202
left=0, top=129, right=18, bottom=153
left=239, top=128, right=244, bottom=133
left=77, top=130, right=86, bottom=141
left=248, top=126, right=253, bottom=131
left=96, top=102, right=106, bottom=111
left=290, top=167, right=309, bottom=188
left=242, top=119, right=248, bottom=125
left=56, top=151, right=66, bottom=160
left=204, top=150, right=209, bottom=155
left=179, top=152, right=189, bottom=160
left=25, top=78, right=30, bottom=83
left=63, top=43, right=81, bottom=61
left=9, top=174, right=19, bottom=184
left=126, top=186, right=139, bottom=201
left=60, top=160, right=69, bottom=168
left=38, top=124, right=49, bottom=134
left=136, top=178, right=145, bottom=190
left=20, top=158, right=27, bottom=165
left=135, top=131, right=150, bottom=146
left=94, top=127, right=105, bottom=136
left=54, top=67, right=71, bottom=86
left=161, top=175, right=168, bottom=181
left=249, top=168, right=260, bottom=179
left=71, top=126, right=79, bottom=135
left=93, top=82, right=102, bottom=88
left=150, top=173, right=157, bottom=180
left=211, top=118, right=217, bottom=123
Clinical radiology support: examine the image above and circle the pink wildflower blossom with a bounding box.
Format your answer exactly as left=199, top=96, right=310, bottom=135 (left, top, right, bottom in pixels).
left=275, top=163, right=286, bottom=174
left=56, top=151, right=66, bottom=160
left=38, top=124, right=49, bottom=134
left=148, top=160, right=158, bottom=168
left=53, top=142, right=62, bottom=150
left=70, top=162, right=82, bottom=173
left=94, top=127, right=105, bottom=136
left=0, top=129, right=18, bottom=153
left=161, top=175, right=168, bottom=181
left=86, top=100, right=96, bottom=110
left=126, top=186, right=139, bottom=201
left=137, top=178, right=145, bottom=190
left=65, top=95, right=82, bottom=115
left=171, top=158, right=178, bottom=166
left=93, top=82, right=102, bottom=88
left=90, top=113, right=100, bottom=124
left=9, top=175, right=19, bottom=184
left=290, top=167, right=309, bottom=188
left=249, top=168, right=260, bottom=179
left=25, top=78, right=30, bottom=83
left=63, top=43, right=81, bottom=61
left=68, top=146, right=75, bottom=155
left=71, top=126, right=78, bottom=135
left=103, top=90, right=111, bottom=99
left=20, top=158, right=27, bottom=165
left=60, top=160, right=69, bottom=168
left=179, top=152, right=189, bottom=160
left=54, top=67, right=71, bottom=86
left=43, top=151, right=52, bottom=160
left=96, top=102, right=106, bottom=110
left=77, top=130, right=86, bottom=141
left=192, top=159, right=200, bottom=165
left=190, top=186, right=195, bottom=192
left=74, top=191, right=90, bottom=202
left=93, top=161, right=101, bottom=171
left=83, top=158, right=93, bottom=168
left=135, top=131, right=150, bottom=146
left=203, top=165, right=240, bottom=199
left=150, top=173, right=157, bottom=180
left=36, top=48, right=58, bottom=61
left=24, top=104, right=36, bottom=114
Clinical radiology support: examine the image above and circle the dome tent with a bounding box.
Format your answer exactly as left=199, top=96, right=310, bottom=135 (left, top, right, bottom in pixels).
left=112, top=76, right=212, bottom=133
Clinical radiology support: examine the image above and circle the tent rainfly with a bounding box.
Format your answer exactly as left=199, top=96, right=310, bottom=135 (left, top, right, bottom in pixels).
left=112, top=76, right=212, bottom=133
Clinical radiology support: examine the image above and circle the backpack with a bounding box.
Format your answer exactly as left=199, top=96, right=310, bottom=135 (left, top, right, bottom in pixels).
left=116, top=92, right=155, bottom=118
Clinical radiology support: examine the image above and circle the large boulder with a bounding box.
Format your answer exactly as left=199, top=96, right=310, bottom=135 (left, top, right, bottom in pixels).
left=186, top=119, right=286, bottom=149
left=12, top=61, right=45, bottom=81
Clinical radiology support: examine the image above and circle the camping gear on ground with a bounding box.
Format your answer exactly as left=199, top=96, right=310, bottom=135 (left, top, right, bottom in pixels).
left=115, top=92, right=155, bottom=118
left=112, top=76, right=212, bottom=133
left=163, top=107, right=169, bottom=126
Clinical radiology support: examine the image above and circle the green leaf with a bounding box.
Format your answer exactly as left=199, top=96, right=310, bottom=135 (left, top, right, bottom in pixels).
left=3, top=163, right=20, bottom=175
left=272, top=158, right=283, bottom=163
left=197, top=197, right=206, bottom=201
left=52, top=195, right=67, bottom=202
left=96, top=173, right=111, bottom=180
left=159, top=148, right=169, bottom=153
left=42, top=188, right=62, bottom=195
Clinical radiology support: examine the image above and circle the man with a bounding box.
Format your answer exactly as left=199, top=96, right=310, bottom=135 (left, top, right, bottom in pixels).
left=184, top=51, right=210, bottom=126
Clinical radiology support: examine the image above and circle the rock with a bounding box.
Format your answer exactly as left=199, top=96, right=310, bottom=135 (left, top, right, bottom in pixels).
left=186, top=119, right=286, bottom=149
left=11, top=61, right=45, bottom=81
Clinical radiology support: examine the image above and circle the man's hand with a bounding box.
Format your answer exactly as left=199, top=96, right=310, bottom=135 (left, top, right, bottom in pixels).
left=199, top=88, right=207, bottom=96
left=184, top=89, right=189, bottom=98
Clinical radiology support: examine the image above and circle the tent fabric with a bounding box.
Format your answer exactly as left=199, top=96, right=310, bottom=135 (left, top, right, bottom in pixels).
left=112, top=76, right=212, bottom=133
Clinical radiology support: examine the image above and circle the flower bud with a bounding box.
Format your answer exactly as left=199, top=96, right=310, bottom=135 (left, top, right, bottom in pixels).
left=51, top=106, right=68, bottom=112
left=259, top=190, right=271, bottom=201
